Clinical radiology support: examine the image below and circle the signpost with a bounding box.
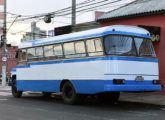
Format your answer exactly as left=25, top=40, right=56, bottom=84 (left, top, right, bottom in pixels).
left=2, top=57, right=7, bottom=62
left=2, top=0, right=7, bottom=87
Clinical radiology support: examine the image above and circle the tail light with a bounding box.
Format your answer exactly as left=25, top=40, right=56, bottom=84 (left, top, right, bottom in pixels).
left=113, top=79, right=125, bottom=84
left=153, top=80, right=161, bottom=84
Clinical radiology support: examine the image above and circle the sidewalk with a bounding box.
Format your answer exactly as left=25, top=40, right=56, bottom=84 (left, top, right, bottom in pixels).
left=0, top=85, right=165, bottom=106
left=120, top=92, right=165, bottom=106
left=0, top=85, right=11, bottom=92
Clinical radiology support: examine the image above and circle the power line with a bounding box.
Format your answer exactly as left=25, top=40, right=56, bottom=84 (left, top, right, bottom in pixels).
left=8, top=19, right=43, bottom=35
left=7, top=15, right=22, bottom=33
left=53, top=0, right=102, bottom=15
left=7, top=0, right=152, bottom=23
left=7, top=0, right=97, bottom=22
left=54, top=0, right=123, bottom=16
left=6, top=0, right=135, bottom=30
left=8, top=0, right=123, bottom=23
left=53, top=0, right=97, bottom=14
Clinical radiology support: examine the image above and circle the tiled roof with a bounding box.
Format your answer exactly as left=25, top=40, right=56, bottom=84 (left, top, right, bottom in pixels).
left=97, top=0, right=165, bottom=21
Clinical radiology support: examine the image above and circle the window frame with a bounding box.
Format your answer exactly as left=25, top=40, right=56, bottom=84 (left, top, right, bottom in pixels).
left=103, top=34, right=155, bottom=58
left=43, top=45, right=54, bottom=57
left=133, top=37, right=156, bottom=58
left=86, top=37, right=104, bottom=57
left=19, top=37, right=105, bottom=62
left=35, top=46, right=44, bottom=57
left=63, top=41, right=76, bottom=56
left=53, top=43, right=63, bottom=56
left=18, top=49, right=27, bottom=62
left=27, top=47, right=36, bottom=61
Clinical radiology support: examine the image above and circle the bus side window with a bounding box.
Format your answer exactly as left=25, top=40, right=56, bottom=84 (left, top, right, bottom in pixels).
left=18, top=49, right=27, bottom=61
left=27, top=48, right=36, bottom=60
left=54, top=44, right=63, bottom=58
left=95, top=38, right=103, bottom=52
left=22, top=49, right=27, bottom=61
left=75, top=41, right=86, bottom=57
left=44, top=45, right=54, bottom=57
left=63, top=42, right=76, bottom=58
left=15, top=50, right=19, bottom=59
left=36, top=47, right=43, bottom=57
left=86, top=38, right=103, bottom=56
left=18, top=50, right=22, bottom=61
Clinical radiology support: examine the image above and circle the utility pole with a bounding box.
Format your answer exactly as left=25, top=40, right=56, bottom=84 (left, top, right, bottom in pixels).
left=2, top=0, right=7, bottom=87
left=72, top=0, right=76, bottom=32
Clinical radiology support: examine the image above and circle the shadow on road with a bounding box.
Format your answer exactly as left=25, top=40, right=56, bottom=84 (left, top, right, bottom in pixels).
left=9, top=92, right=162, bottom=111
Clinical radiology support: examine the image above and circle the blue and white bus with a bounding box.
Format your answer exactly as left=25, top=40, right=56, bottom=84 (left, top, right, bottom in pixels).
left=10, top=25, right=162, bottom=104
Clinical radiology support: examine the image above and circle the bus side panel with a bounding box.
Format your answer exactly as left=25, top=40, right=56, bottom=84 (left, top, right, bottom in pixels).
left=70, top=80, right=107, bottom=94
left=15, top=57, right=161, bottom=93
left=16, top=59, right=107, bottom=92
left=17, top=80, right=61, bottom=92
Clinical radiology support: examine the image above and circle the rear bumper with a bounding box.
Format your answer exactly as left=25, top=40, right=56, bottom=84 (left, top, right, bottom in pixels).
left=72, top=80, right=162, bottom=94
left=104, top=84, right=162, bottom=92
left=104, top=80, right=162, bottom=92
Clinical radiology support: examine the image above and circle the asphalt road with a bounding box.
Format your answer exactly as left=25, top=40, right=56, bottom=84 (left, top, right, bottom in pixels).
left=0, top=92, right=165, bottom=120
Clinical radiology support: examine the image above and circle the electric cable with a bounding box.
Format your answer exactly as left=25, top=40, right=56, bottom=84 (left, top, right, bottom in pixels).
left=7, top=0, right=123, bottom=22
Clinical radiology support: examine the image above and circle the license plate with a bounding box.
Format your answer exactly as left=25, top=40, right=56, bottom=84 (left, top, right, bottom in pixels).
left=135, top=76, right=144, bottom=81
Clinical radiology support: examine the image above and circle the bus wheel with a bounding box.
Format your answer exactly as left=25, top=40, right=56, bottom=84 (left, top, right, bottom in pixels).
left=62, top=81, right=78, bottom=105
left=12, top=80, right=22, bottom=98
left=98, top=92, right=120, bottom=104
left=42, top=92, right=51, bottom=98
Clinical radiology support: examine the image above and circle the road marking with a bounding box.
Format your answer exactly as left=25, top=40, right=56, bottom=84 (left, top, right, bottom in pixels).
left=0, top=92, right=11, bottom=96
left=0, top=98, right=8, bottom=101
left=128, top=111, right=159, bottom=117
left=161, top=108, right=165, bottom=111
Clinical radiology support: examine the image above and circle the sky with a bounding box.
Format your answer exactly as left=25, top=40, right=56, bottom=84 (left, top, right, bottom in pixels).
left=6, top=0, right=134, bottom=45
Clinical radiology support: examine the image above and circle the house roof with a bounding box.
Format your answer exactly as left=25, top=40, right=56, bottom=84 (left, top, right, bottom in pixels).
left=97, top=0, right=165, bottom=22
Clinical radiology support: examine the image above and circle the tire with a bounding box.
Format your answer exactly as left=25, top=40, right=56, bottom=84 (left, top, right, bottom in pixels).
left=62, top=81, right=79, bottom=105
left=98, top=92, right=120, bottom=104
left=12, top=79, right=22, bottom=98
left=42, top=92, right=51, bottom=98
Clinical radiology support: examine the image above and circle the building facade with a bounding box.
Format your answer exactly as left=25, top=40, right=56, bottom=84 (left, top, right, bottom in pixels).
left=0, top=46, right=18, bottom=80
left=97, top=0, right=165, bottom=93
left=21, top=22, right=47, bottom=42
left=54, top=21, right=100, bottom=36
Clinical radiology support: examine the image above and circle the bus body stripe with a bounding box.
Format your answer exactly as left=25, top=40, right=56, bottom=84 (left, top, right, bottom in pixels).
left=16, top=80, right=162, bottom=94
left=31, top=31, right=150, bottom=47
left=16, top=56, right=158, bottom=68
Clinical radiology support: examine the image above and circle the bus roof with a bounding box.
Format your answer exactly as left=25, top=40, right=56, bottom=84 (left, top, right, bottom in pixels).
left=19, top=25, right=150, bottom=49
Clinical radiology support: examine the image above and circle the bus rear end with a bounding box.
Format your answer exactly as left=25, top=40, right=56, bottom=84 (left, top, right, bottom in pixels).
left=103, top=35, right=161, bottom=92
